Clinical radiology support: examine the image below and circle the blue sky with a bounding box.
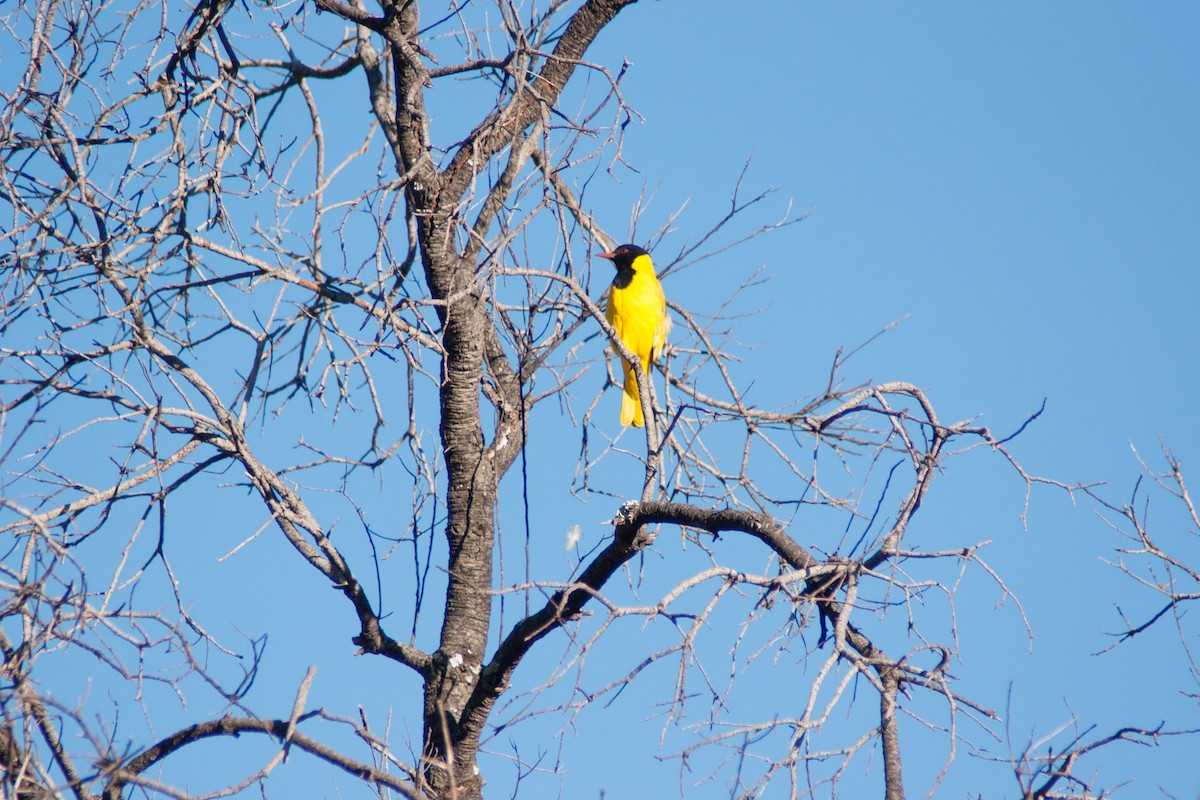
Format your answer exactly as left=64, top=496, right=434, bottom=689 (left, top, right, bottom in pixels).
left=594, top=3, right=1199, bottom=463
left=578, top=2, right=1200, bottom=487
left=5, top=2, right=1199, bottom=798
left=557, top=2, right=1200, bottom=796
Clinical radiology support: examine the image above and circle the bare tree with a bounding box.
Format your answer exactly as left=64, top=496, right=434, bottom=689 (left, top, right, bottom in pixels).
left=0, top=1, right=1194, bottom=799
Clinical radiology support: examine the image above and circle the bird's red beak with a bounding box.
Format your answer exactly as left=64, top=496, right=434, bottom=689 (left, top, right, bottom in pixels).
left=597, top=251, right=616, bottom=260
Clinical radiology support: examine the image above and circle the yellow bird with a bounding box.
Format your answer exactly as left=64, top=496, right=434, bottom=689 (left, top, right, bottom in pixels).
left=600, top=244, right=671, bottom=427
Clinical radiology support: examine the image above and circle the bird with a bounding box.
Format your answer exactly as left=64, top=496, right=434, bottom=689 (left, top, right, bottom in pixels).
left=600, top=243, right=671, bottom=427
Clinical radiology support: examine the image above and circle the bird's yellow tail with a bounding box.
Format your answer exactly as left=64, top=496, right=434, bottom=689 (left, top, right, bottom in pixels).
left=621, top=360, right=645, bottom=427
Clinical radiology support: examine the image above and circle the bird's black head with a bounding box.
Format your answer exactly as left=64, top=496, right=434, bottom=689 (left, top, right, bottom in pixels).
left=598, top=243, right=649, bottom=271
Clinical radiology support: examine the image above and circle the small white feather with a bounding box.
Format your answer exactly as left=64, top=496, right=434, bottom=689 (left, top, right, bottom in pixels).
left=565, top=524, right=582, bottom=550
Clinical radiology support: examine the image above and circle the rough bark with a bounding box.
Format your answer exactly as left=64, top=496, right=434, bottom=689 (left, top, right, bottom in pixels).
left=346, top=1, right=642, bottom=794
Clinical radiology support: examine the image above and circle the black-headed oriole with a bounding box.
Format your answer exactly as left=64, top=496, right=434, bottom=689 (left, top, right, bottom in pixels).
left=600, top=244, right=670, bottom=427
